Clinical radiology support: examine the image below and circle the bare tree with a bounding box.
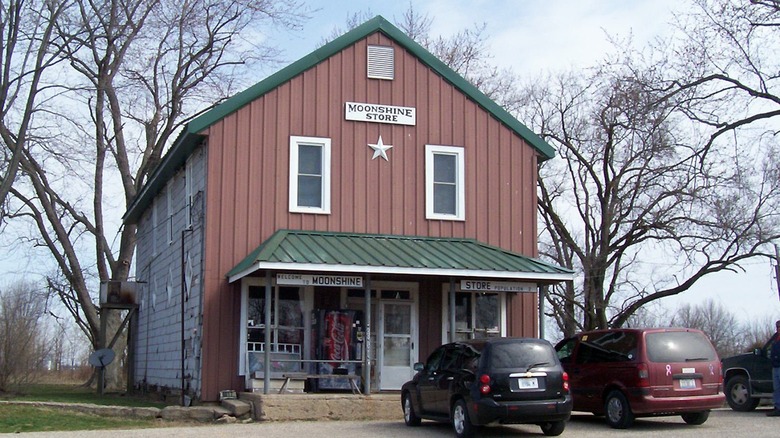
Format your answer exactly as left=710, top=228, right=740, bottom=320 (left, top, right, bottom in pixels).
left=522, top=55, right=780, bottom=335
left=0, top=0, right=69, bottom=220
left=669, top=299, right=743, bottom=357
left=659, top=0, right=780, bottom=162
left=0, top=280, right=50, bottom=392
left=4, top=0, right=307, bottom=389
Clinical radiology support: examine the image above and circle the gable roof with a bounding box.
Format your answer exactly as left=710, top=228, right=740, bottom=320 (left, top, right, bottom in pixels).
left=227, top=229, right=574, bottom=283
left=124, top=15, right=554, bottom=224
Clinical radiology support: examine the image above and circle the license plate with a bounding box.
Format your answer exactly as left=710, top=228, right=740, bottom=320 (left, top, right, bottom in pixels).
left=680, top=378, right=697, bottom=389
left=517, top=377, right=539, bottom=389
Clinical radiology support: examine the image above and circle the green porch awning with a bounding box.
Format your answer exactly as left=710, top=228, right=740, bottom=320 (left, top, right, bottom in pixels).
left=227, top=230, right=574, bottom=284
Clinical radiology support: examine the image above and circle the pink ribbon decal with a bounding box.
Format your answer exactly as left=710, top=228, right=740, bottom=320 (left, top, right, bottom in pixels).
left=666, top=364, right=672, bottom=376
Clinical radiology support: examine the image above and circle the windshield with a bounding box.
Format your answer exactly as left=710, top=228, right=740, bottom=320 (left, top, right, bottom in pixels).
left=646, top=331, right=717, bottom=362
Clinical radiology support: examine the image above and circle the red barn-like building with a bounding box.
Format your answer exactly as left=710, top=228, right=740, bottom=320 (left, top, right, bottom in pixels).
left=123, top=16, right=573, bottom=403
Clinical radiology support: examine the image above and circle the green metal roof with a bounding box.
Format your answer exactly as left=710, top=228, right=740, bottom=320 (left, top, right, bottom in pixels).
left=124, top=15, right=555, bottom=224
left=227, top=230, right=574, bottom=283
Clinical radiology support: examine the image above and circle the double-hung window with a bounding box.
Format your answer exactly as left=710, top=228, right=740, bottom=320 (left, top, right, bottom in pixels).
left=289, top=136, right=331, bottom=214
left=425, top=145, right=465, bottom=220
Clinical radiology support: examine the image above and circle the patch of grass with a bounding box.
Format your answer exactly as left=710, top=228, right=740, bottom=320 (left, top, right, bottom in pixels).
left=0, top=383, right=187, bottom=433
left=1, top=383, right=168, bottom=408
left=0, top=404, right=164, bottom=434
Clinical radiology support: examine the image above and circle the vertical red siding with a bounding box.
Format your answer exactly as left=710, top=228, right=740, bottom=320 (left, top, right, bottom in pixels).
left=198, top=32, right=543, bottom=398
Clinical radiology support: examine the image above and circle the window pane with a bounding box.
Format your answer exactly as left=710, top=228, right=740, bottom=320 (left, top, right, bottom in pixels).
left=248, top=286, right=266, bottom=326
left=433, top=154, right=456, bottom=183
left=455, top=293, right=472, bottom=331
left=298, top=144, right=322, bottom=175
left=297, top=175, right=322, bottom=207
left=433, top=184, right=456, bottom=214
left=475, top=293, right=499, bottom=331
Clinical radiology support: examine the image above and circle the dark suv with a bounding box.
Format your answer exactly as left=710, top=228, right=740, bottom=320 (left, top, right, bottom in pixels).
left=721, top=336, right=775, bottom=411
left=401, top=337, right=572, bottom=438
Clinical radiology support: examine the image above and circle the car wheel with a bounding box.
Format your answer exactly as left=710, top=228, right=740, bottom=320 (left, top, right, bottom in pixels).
left=402, top=392, right=421, bottom=426
left=540, top=420, right=566, bottom=436
left=681, top=411, right=710, bottom=425
left=452, top=399, right=475, bottom=438
left=604, top=390, right=634, bottom=429
left=725, top=375, right=760, bottom=412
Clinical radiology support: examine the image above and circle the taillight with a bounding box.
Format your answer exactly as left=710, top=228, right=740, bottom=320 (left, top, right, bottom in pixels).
left=479, top=374, right=491, bottom=395
left=637, top=363, right=649, bottom=387
left=562, top=371, right=570, bottom=393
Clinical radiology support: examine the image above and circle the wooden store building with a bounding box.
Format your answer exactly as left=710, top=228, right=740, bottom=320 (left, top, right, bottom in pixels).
left=122, top=16, right=573, bottom=403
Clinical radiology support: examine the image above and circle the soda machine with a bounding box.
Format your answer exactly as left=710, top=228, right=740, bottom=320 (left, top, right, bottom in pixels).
left=310, top=309, right=364, bottom=391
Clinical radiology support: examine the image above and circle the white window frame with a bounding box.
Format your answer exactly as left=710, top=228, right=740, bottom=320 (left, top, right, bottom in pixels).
left=425, top=145, right=465, bottom=220
left=289, top=135, right=331, bottom=214
left=440, top=287, right=507, bottom=344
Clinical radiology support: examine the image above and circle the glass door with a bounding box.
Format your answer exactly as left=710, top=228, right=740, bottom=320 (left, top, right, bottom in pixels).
left=379, top=301, right=414, bottom=390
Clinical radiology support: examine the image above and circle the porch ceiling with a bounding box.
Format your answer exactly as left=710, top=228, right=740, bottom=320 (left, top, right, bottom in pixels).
left=227, top=230, right=574, bottom=284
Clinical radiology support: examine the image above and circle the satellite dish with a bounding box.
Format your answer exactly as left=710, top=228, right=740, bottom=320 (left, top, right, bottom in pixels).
left=89, top=348, right=116, bottom=368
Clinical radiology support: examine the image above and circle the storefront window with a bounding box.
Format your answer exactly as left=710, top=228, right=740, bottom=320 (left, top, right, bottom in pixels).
left=247, top=286, right=303, bottom=376
left=453, top=292, right=501, bottom=340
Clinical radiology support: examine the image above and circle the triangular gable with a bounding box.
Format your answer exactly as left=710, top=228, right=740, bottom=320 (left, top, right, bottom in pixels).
left=124, top=15, right=554, bottom=224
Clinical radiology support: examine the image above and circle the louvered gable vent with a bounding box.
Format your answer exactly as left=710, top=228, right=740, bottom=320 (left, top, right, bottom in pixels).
left=367, top=45, right=394, bottom=80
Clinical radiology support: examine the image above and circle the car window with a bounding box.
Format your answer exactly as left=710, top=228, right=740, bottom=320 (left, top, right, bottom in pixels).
left=425, top=346, right=446, bottom=372
left=576, top=331, right=637, bottom=364
left=489, top=342, right=555, bottom=370
left=440, top=347, right=462, bottom=371
left=646, top=331, right=717, bottom=362
left=555, top=338, right=577, bottom=363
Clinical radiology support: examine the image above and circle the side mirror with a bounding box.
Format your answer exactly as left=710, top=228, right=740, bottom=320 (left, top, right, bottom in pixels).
left=414, top=362, right=424, bottom=372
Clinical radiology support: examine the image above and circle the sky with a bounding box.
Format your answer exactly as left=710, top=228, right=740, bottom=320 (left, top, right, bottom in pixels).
left=1, top=1, right=778, bottom=328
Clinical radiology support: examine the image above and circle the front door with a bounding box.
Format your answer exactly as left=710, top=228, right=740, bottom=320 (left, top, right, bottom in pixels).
left=379, top=301, right=415, bottom=390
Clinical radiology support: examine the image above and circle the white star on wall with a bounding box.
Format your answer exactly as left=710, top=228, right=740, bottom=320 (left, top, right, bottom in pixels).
left=368, top=135, right=393, bottom=161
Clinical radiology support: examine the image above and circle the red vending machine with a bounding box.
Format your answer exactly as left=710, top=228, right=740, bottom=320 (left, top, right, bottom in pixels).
left=310, top=309, right=364, bottom=392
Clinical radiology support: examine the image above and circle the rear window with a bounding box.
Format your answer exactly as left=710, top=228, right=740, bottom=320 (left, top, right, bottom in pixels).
left=489, top=342, right=556, bottom=369
left=646, top=331, right=717, bottom=362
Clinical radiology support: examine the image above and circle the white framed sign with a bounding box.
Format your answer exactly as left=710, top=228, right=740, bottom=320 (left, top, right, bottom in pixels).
left=460, top=280, right=537, bottom=293
left=277, top=273, right=364, bottom=288
left=345, top=101, right=416, bottom=126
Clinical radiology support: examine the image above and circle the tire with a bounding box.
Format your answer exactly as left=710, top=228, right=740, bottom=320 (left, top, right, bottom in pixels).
left=725, top=375, right=760, bottom=412
left=681, top=411, right=710, bottom=425
left=604, top=390, right=634, bottom=429
left=452, top=399, right=475, bottom=438
left=540, top=420, right=566, bottom=436
left=402, top=392, right=421, bottom=426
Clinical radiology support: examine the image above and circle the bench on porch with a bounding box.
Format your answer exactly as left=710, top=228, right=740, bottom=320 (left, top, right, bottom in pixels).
left=279, top=372, right=362, bottom=394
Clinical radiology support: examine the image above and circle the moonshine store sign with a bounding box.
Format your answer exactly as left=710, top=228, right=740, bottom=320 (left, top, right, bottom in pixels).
left=345, top=101, right=416, bottom=126
left=460, top=280, right=537, bottom=293
left=276, top=273, right=364, bottom=288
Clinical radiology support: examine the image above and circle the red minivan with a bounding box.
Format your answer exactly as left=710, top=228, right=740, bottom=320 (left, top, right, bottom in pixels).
left=554, top=328, right=725, bottom=428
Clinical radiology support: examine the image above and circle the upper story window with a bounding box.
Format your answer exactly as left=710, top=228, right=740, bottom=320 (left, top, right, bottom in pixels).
left=289, top=136, right=331, bottom=214
left=425, top=145, right=465, bottom=220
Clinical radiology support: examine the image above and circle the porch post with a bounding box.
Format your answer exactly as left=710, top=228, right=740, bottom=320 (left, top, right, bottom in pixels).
left=263, top=271, right=272, bottom=394
left=364, top=274, right=371, bottom=394
left=539, top=285, right=546, bottom=339
left=449, top=278, right=456, bottom=342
